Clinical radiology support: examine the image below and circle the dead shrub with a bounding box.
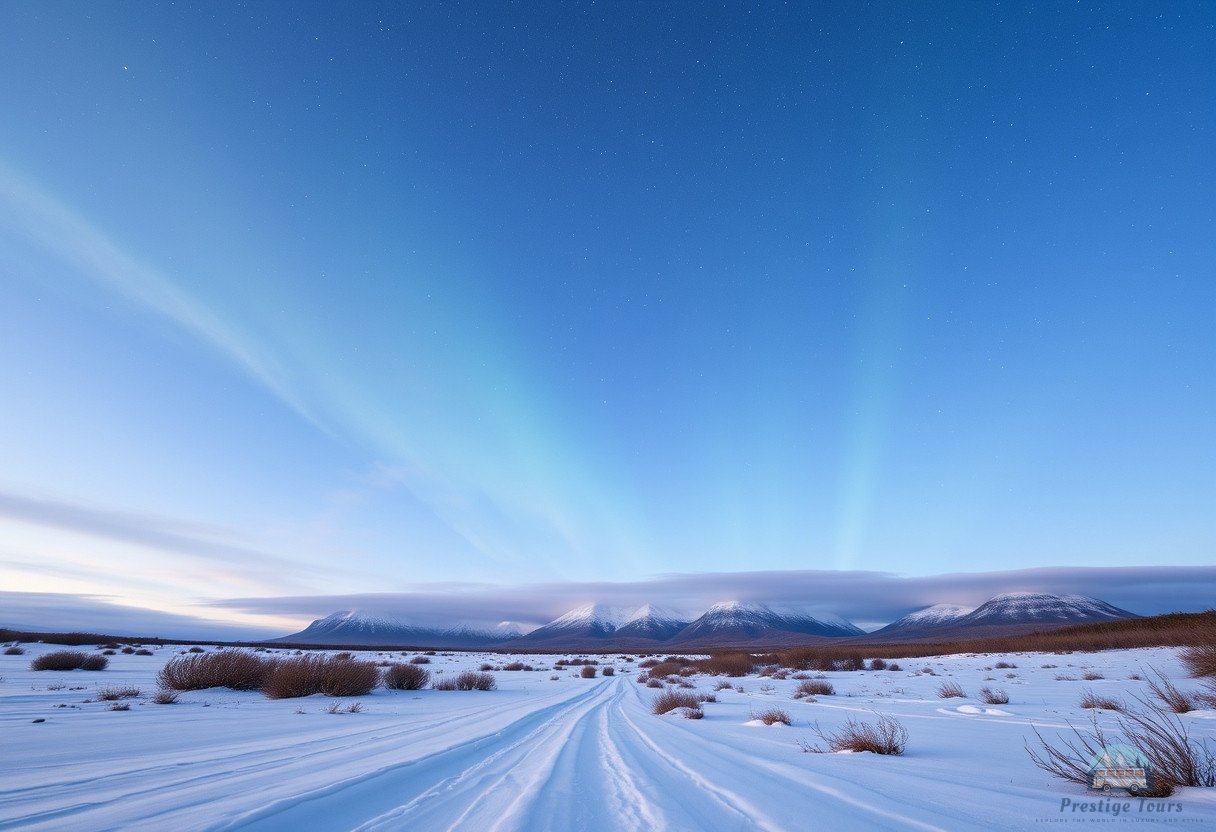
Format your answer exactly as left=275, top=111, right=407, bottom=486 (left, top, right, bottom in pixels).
left=134, top=649, right=153, bottom=656
left=158, top=650, right=275, bottom=691
left=262, top=655, right=378, bottom=698
left=1082, top=672, right=1104, bottom=681
left=1181, top=640, right=1216, bottom=678
left=753, top=707, right=792, bottom=726
left=646, top=679, right=663, bottom=689
left=1079, top=689, right=1123, bottom=711
left=410, top=656, right=431, bottom=664
left=697, top=652, right=755, bottom=677
left=502, top=662, right=531, bottom=671
left=151, top=688, right=179, bottom=704
left=96, top=685, right=140, bottom=701
left=602, top=666, right=614, bottom=676
left=868, top=658, right=887, bottom=671
left=383, top=663, right=430, bottom=690
left=979, top=687, right=1009, bottom=705
left=645, top=661, right=688, bottom=679
left=681, top=705, right=704, bottom=719
left=433, top=671, right=496, bottom=691
left=937, top=681, right=966, bottom=699
left=794, top=680, right=834, bottom=698
left=1147, top=672, right=1197, bottom=714
left=4, top=646, right=24, bottom=655
left=30, top=651, right=107, bottom=671
left=580, top=666, right=597, bottom=678
left=995, top=661, right=1017, bottom=669
left=187, top=646, right=205, bottom=653
left=803, top=714, right=908, bottom=755
left=652, top=690, right=702, bottom=714
left=1027, top=705, right=1215, bottom=790
left=109, top=702, right=130, bottom=711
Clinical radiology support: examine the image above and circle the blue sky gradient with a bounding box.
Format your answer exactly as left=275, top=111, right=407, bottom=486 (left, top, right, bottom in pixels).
left=0, top=3, right=1212, bottom=632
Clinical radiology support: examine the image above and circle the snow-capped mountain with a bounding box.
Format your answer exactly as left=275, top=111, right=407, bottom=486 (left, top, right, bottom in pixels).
left=866, top=593, right=1137, bottom=641
left=869, top=603, right=976, bottom=637
left=669, top=600, right=864, bottom=647
left=956, top=593, right=1135, bottom=626
left=613, top=604, right=692, bottom=642
left=511, top=603, right=695, bottom=647
left=277, top=611, right=523, bottom=648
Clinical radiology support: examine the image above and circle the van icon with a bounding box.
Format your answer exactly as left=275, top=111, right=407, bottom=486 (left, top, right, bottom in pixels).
left=1088, top=744, right=1151, bottom=794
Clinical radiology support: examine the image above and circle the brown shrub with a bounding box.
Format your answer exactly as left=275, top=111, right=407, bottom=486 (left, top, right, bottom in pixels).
left=580, top=665, right=597, bottom=678
left=794, top=680, right=834, bottom=698
left=96, top=685, right=140, bottom=701
left=30, top=651, right=107, bottom=671
left=868, top=658, right=887, bottom=671
left=1181, top=640, right=1216, bottom=678
left=151, top=688, right=179, bottom=704
left=752, top=707, right=792, bottom=726
left=383, top=663, right=430, bottom=690
left=262, top=655, right=378, bottom=698
left=602, top=666, right=614, bottom=676
left=1082, top=672, right=1104, bottom=681
left=158, top=650, right=275, bottom=691
left=652, top=690, right=702, bottom=714
left=4, top=646, right=24, bottom=655
left=410, top=655, right=431, bottom=664
left=937, top=681, right=966, bottom=699
left=979, top=687, right=1009, bottom=705
left=1147, top=673, right=1197, bottom=714
left=697, top=652, right=755, bottom=677
left=1027, top=704, right=1215, bottom=789
left=1079, top=689, right=1123, bottom=711
left=803, top=714, right=907, bottom=754
left=433, top=671, right=496, bottom=691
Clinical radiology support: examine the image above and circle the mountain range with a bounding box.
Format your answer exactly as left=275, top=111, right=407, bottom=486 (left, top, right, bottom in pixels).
left=276, top=592, right=1138, bottom=650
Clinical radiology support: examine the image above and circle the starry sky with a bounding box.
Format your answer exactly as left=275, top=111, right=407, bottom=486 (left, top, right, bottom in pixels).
left=0, top=2, right=1213, bottom=635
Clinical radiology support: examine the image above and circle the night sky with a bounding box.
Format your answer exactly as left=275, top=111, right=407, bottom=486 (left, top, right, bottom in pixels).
left=1, top=2, right=1212, bottom=633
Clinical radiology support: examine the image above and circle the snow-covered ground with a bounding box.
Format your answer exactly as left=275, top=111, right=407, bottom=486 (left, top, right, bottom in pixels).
left=2, top=644, right=1214, bottom=830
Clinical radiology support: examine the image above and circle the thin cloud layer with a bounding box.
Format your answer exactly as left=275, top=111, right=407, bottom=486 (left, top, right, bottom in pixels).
left=211, top=565, right=1216, bottom=631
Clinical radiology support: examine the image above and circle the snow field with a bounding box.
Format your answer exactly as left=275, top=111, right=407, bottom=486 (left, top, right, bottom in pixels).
left=2, top=644, right=1214, bottom=831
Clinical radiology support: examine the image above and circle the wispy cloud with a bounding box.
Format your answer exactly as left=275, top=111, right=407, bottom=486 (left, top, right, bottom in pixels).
left=0, top=489, right=311, bottom=577
left=0, top=162, right=324, bottom=429
left=0, top=591, right=281, bottom=640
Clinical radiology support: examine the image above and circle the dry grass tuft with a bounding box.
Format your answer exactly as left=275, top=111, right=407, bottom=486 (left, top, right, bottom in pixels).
left=794, top=680, right=834, bottom=698
left=1079, top=689, right=1123, bottom=711
left=432, top=671, right=496, bottom=691
left=1147, top=672, right=1198, bottom=714
left=802, top=714, right=907, bottom=754
left=652, top=690, right=702, bottom=714
left=151, top=688, right=179, bottom=704
left=96, top=685, right=140, bottom=701
left=4, top=646, right=24, bottom=655
left=936, top=681, right=966, bottom=699
left=979, top=687, right=1009, bottom=705
left=753, top=707, right=792, bottom=726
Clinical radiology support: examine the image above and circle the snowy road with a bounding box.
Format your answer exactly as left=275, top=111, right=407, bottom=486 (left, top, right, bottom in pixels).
left=3, top=646, right=1215, bottom=831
